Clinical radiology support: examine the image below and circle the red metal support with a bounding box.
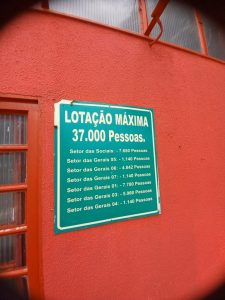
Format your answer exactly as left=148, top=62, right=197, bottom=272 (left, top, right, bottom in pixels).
left=148, top=19, right=163, bottom=47
left=0, top=145, right=28, bottom=152
left=0, top=225, right=27, bottom=236
left=138, top=0, right=149, bottom=33
left=0, top=184, right=27, bottom=192
left=195, top=9, right=208, bottom=55
left=0, top=267, right=28, bottom=278
left=145, top=0, right=170, bottom=36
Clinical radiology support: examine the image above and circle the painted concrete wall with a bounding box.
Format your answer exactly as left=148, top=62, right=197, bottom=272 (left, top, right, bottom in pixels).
left=0, top=10, right=225, bottom=300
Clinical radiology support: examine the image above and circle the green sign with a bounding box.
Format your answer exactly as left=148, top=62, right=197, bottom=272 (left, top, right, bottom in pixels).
left=54, top=100, right=160, bottom=233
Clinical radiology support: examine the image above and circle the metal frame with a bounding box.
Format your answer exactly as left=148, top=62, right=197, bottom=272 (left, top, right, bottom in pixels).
left=194, top=9, right=208, bottom=55
left=138, top=0, right=149, bottom=33
left=0, top=96, right=43, bottom=300
left=38, top=0, right=219, bottom=62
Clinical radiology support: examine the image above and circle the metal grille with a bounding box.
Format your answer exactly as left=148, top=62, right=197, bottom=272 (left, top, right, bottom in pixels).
left=0, top=114, right=27, bottom=145
left=0, top=234, right=26, bottom=269
left=146, top=0, right=201, bottom=51
left=0, top=113, right=27, bottom=275
left=0, top=192, right=25, bottom=226
left=49, top=0, right=140, bottom=33
left=0, top=152, right=26, bottom=185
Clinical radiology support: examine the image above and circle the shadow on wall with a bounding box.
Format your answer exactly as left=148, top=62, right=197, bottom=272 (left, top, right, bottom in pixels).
left=0, top=278, right=225, bottom=299
left=198, top=281, right=225, bottom=300
left=0, top=279, right=27, bottom=300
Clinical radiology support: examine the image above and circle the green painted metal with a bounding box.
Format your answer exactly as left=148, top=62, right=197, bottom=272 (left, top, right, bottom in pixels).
left=54, top=100, right=160, bottom=233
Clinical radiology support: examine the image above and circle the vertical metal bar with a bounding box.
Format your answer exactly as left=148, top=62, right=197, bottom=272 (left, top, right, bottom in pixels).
left=138, top=0, right=149, bottom=33
left=0, top=236, right=2, bottom=263
left=26, top=108, right=43, bottom=300
left=0, top=115, right=1, bottom=143
left=18, top=115, right=21, bottom=144
left=15, top=234, right=22, bottom=269
left=3, top=114, right=7, bottom=143
left=194, top=9, right=208, bottom=55
left=0, top=154, right=2, bottom=184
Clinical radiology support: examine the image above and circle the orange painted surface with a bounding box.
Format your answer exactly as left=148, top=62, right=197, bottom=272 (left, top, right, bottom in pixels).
left=0, top=10, right=225, bottom=300
left=0, top=99, right=42, bottom=298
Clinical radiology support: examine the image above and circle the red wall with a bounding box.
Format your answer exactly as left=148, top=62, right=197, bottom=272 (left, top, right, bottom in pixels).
left=1, top=10, right=225, bottom=300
